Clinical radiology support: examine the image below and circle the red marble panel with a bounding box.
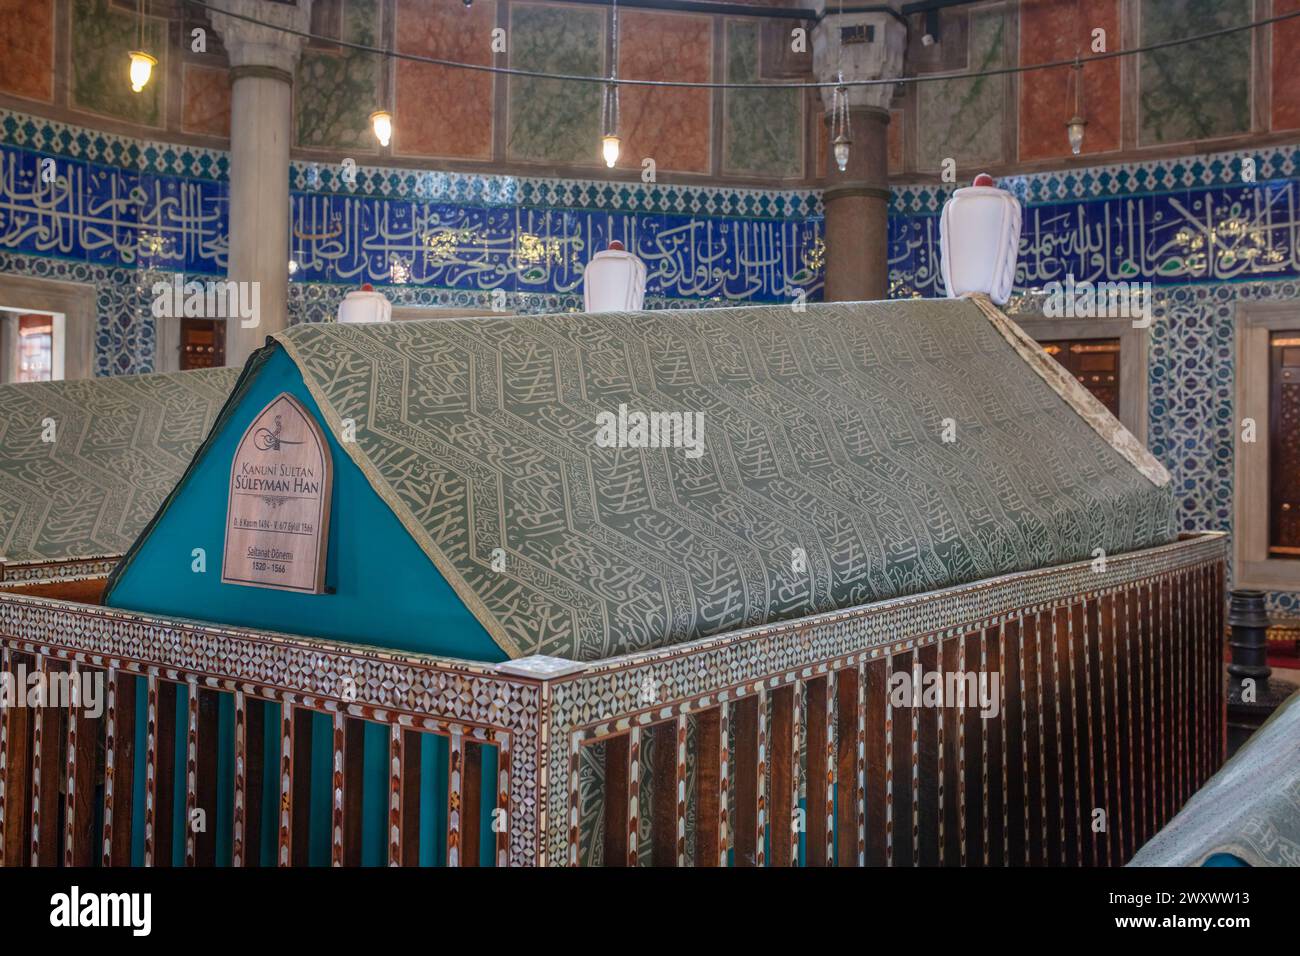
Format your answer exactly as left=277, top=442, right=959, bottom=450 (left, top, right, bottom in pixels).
left=0, top=0, right=55, bottom=103
left=616, top=10, right=713, bottom=174
left=1018, top=0, right=1120, bottom=162
left=816, top=111, right=826, bottom=177
left=888, top=108, right=904, bottom=173
left=1273, top=0, right=1300, bottom=130
left=394, top=0, right=495, bottom=160
left=182, top=64, right=230, bottom=138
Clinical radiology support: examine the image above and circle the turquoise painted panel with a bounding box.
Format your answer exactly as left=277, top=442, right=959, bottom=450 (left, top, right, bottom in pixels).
left=171, top=682, right=189, bottom=866
left=419, top=733, right=448, bottom=866
left=260, top=702, right=281, bottom=868
left=1203, top=852, right=1249, bottom=867
left=216, top=692, right=234, bottom=864
left=310, top=712, right=333, bottom=866
left=478, top=744, right=498, bottom=867
left=104, top=345, right=503, bottom=663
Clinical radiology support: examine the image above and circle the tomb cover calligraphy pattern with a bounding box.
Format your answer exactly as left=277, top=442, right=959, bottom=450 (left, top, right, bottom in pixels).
left=276, top=298, right=1178, bottom=662
left=0, top=366, right=238, bottom=565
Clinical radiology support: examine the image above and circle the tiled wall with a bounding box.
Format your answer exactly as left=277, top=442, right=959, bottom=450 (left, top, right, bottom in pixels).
left=0, top=108, right=823, bottom=374
left=1151, top=279, right=1300, bottom=617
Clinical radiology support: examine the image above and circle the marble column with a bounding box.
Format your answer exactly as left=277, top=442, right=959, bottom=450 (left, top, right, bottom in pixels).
left=812, top=11, right=905, bottom=302
left=209, top=0, right=313, bottom=367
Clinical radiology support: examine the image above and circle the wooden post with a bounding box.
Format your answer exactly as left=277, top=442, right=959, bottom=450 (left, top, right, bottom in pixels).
left=100, top=669, right=134, bottom=865
left=693, top=704, right=726, bottom=867
left=805, top=674, right=835, bottom=867
left=64, top=663, right=98, bottom=867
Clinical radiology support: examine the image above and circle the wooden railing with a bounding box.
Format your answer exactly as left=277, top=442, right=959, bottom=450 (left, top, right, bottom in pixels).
left=0, top=532, right=1227, bottom=866
left=0, top=609, right=521, bottom=867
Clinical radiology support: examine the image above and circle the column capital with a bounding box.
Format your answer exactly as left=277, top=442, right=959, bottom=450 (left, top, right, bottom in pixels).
left=208, top=0, right=315, bottom=75
left=811, top=8, right=906, bottom=112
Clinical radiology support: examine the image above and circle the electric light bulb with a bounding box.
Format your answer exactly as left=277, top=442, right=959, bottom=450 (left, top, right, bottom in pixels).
left=370, top=110, right=393, bottom=148
left=1066, top=116, right=1086, bottom=156
left=128, top=51, right=156, bottom=93
left=602, top=134, right=621, bottom=169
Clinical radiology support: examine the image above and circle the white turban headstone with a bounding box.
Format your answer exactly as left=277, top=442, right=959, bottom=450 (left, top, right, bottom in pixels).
left=337, top=284, right=392, bottom=324
left=583, top=241, right=647, bottom=312
left=939, top=173, right=1022, bottom=305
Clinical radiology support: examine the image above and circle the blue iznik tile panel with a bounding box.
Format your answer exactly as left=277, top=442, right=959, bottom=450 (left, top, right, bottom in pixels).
left=286, top=193, right=822, bottom=303
left=889, top=146, right=1299, bottom=212
left=0, top=108, right=825, bottom=351
left=1147, top=279, right=1300, bottom=619
left=0, top=250, right=155, bottom=377
left=0, top=142, right=229, bottom=275
left=889, top=153, right=1300, bottom=299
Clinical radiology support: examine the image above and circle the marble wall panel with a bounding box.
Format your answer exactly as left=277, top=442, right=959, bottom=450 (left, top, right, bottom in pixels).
left=507, top=2, right=604, bottom=166
left=69, top=0, right=167, bottom=128
left=295, top=0, right=383, bottom=151
left=616, top=10, right=712, bottom=175
left=0, top=0, right=55, bottom=103
left=916, top=3, right=1010, bottom=172
left=394, top=0, right=495, bottom=160
left=1138, top=0, right=1250, bottom=147
left=1272, top=0, right=1300, bottom=132
left=722, top=19, right=802, bottom=179
left=888, top=108, right=904, bottom=173
left=181, top=63, right=230, bottom=138
left=1018, top=0, right=1121, bottom=162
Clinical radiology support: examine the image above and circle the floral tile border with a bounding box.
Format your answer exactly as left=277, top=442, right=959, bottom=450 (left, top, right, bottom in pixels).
left=890, top=143, right=1300, bottom=214
left=0, top=108, right=228, bottom=181
left=291, top=161, right=822, bottom=219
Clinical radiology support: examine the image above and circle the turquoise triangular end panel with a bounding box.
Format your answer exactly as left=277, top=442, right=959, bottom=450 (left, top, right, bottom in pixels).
left=104, top=345, right=504, bottom=664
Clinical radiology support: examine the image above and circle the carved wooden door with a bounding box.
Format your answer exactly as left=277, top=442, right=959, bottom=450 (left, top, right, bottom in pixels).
left=1269, top=333, right=1300, bottom=556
